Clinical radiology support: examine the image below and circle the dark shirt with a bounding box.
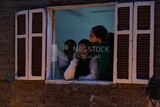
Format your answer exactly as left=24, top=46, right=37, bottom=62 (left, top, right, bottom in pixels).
left=75, top=58, right=91, bottom=79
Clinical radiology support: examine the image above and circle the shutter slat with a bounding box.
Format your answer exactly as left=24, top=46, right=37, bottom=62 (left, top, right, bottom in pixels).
left=32, top=37, right=42, bottom=76
left=17, top=14, right=26, bottom=35
left=117, top=35, right=129, bottom=79
left=137, top=34, right=150, bottom=79
left=16, top=12, right=28, bottom=79
left=17, top=38, right=26, bottom=77
left=138, top=6, right=150, bottom=30
left=32, top=12, right=42, bottom=33
left=118, top=7, right=130, bottom=31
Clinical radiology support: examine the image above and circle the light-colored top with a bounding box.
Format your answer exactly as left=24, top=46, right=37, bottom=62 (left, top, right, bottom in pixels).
left=64, top=56, right=98, bottom=80
left=57, top=56, right=68, bottom=68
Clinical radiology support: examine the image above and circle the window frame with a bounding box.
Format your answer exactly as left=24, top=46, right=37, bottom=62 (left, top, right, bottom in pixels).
left=46, top=2, right=117, bottom=81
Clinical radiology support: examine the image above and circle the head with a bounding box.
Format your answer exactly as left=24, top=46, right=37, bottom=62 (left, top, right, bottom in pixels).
left=77, top=39, right=91, bottom=59
left=63, top=39, right=76, bottom=58
left=89, top=25, right=108, bottom=43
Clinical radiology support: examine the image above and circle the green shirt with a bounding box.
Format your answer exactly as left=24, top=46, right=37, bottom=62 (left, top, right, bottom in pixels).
left=97, top=40, right=113, bottom=80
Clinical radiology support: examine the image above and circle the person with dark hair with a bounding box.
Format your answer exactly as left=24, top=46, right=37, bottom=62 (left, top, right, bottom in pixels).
left=63, top=39, right=77, bottom=61
left=57, top=39, right=77, bottom=79
left=64, top=39, right=98, bottom=80
left=89, top=25, right=113, bottom=81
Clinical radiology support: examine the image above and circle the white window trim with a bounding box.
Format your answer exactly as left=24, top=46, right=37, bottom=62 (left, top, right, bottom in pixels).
left=28, top=9, right=46, bottom=80
left=113, top=3, right=133, bottom=83
left=52, top=12, right=57, bottom=79
left=15, top=10, right=29, bottom=80
left=132, top=1, right=155, bottom=84
left=46, top=10, right=53, bottom=80
left=47, top=2, right=117, bottom=10
left=46, top=10, right=57, bottom=80
left=45, top=80, right=114, bottom=86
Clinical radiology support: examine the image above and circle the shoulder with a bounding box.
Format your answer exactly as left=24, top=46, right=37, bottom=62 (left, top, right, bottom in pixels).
left=90, top=55, right=98, bottom=62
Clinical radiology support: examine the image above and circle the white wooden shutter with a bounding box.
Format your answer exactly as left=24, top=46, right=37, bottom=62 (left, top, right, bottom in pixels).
left=113, top=3, right=133, bottom=83
left=29, top=9, right=46, bottom=80
left=15, top=11, right=28, bottom=80
left=133, top=1, right=154, bottom=84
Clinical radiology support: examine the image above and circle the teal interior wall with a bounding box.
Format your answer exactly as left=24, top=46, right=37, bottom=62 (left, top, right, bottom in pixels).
left=56, top=5, right=115, bottom=52
left=55, top=5, right=115, bottom=78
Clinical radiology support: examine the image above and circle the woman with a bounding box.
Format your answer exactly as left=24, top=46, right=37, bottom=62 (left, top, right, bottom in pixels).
left=89, top=25, right=113, bottom=81
left=64, top=39, right=98, bottom=80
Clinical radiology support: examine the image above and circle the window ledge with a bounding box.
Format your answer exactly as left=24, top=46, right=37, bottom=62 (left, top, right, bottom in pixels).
left=45, top=79, right=115, bottom=86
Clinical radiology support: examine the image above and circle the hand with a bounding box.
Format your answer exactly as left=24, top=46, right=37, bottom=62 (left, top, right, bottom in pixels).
left=73, top=52, right=79, bottom=59
left=72, top=52, right=79, bottom=62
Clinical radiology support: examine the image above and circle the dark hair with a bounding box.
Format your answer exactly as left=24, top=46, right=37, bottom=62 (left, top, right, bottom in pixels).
left=64, top=39, right=76, bottom=52
left=78, top=39, right=91, bottom=47
left=91, top=25, right=108, bottom=41
left=64, top=39, right=76, bottom=47
left=78, top=39, right=92, bottom=56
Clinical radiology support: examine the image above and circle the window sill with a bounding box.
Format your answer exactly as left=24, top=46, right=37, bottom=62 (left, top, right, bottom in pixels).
left=45, top=79, right=115, bottom=86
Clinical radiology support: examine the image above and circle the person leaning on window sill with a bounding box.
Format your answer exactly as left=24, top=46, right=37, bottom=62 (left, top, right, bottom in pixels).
left=64, top=39, right=98, bottom=80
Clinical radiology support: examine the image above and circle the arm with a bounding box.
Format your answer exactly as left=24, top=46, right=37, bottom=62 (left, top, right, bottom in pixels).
left=64, top=58, right=78, bottom=80
left=78, top=56, right=98, bottom=80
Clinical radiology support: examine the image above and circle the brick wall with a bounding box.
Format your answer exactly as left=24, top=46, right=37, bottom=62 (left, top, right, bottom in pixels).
left=0, top=80, right=149, bottom=107
left=154, top=0, right=160, bottom=75
left=0, top=0, right=159, bottom=107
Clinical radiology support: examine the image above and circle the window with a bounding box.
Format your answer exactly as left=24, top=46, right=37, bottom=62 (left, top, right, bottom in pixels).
left=53, top=5, right=115, bottom=80
left=15, top=1, right=154, bottom=84
left=46, top=3, right=116, bottom=81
